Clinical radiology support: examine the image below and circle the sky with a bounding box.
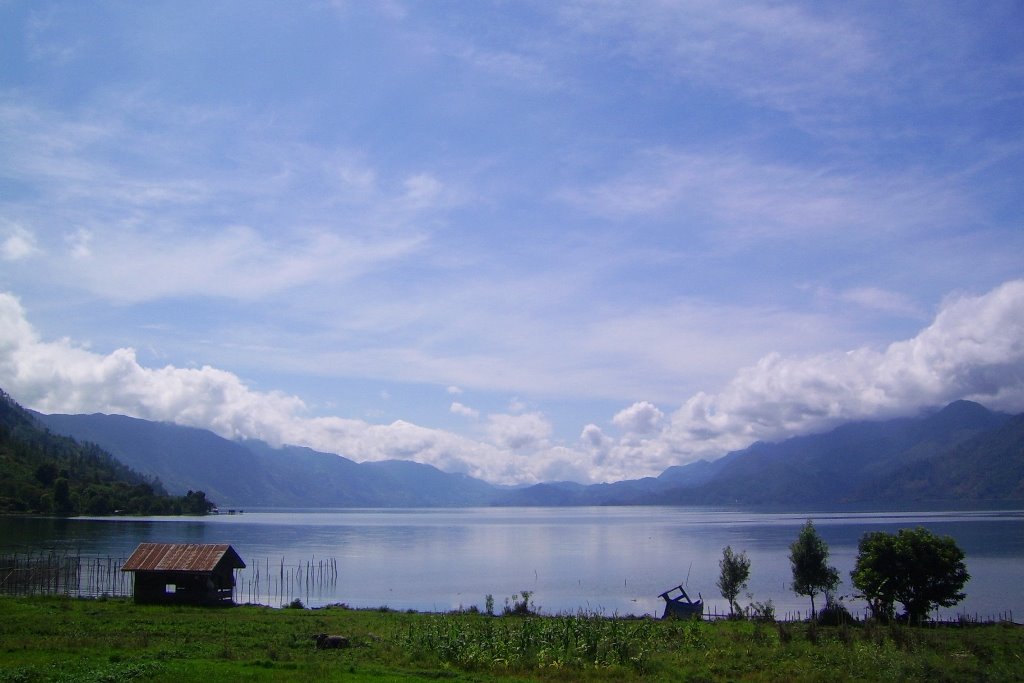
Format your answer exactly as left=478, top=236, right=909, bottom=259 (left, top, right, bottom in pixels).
left=1, top=1, right=1023, bottom=485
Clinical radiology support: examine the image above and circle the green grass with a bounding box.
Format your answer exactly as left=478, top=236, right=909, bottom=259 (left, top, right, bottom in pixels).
left=0, top=596, right=1021, bottom=682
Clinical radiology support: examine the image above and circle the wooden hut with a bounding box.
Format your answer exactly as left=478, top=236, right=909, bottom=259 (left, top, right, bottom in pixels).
left=121, top=543, right=245, bottom=605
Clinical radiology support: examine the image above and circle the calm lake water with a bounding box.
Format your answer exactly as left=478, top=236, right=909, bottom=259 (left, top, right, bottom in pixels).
left=2, top=507, right=1022, bottom=620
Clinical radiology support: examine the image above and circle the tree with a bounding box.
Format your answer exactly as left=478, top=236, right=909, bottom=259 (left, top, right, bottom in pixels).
left=851, top=527, right=969, bottom=624
left=183, top=489, right=215, bottom=515
left=717, top=545, right=751, bottom=617
left=52, top=477, right=74, bottom=516
left=789, top=519, right=840, bottom=618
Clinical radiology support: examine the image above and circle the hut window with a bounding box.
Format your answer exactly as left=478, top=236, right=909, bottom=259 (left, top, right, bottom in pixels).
left=165, top=583, right=176, bottom=594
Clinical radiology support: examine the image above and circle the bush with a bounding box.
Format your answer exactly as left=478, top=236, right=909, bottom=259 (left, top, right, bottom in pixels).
left=503, top=590, right=535, bottom=616
left=745, top=598, right=776, bottom=623
left=817, top=599, right=854, bottom=626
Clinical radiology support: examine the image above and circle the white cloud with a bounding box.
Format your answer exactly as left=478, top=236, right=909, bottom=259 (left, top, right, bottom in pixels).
left=0, top=95, right=436, bottom=305
left=838, top=287, right=922, bottom=317
left=26, top=6, right=84, bottom=65
left=450, top=43, right=562, bottom=91
left=450, top=401, right=479, bottom=419
left=558, top=149, right=969, bottom=245
left=507, top=397, right=527, bottom=413
left=65, top=228, right=92, bottom=260
left=2, top=280, right=1024, bottom=485
left=1, top=225, right=39, bottom=261
left=660, top=279, right=1024, bottom=460
left=52, top=226, right=424, bottom=304
left=558, top=0, right=878, bottom=114
left=0, top=309, right=302, bottom=444
left=402, top=173, right=444, bottom=208
left=0, top=291, right=530, bottom=483
left=579, top=423, right=611, bottom=466
left=486, top=411, right=552, bottom=451
left=612, top=401, right=664, bottom=435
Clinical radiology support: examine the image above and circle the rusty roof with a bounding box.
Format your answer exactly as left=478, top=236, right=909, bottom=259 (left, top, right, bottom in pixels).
left=121, top=543, right=246, bottom=573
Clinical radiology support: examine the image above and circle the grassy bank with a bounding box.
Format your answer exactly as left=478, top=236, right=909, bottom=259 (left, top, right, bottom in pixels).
left=0, top=596, right=1021, bottom=682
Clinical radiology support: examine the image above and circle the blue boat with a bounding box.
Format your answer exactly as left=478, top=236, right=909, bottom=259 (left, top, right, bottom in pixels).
left=659, top=584, right=703, bottom=619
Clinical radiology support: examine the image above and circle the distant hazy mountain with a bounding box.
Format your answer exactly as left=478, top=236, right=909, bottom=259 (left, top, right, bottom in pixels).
left=34, top=400, right=1024, bottom=507
left=649, top=400, right=1016, bottom=506
left=34, top=412, right=502, bottom=507
left=495, top=401, right=1020, bottom=506
left=862, top=413, right=1024, bottom=502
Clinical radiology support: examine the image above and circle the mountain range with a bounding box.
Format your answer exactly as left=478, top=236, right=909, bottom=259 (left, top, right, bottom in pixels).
left=34, top=400, right=1024, bottom=508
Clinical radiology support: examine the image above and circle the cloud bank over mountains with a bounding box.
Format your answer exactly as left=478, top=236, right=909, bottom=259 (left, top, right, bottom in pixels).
left=3, top=279, right=1022, bottom=485
left=2, top=3, right=1022, bottom=485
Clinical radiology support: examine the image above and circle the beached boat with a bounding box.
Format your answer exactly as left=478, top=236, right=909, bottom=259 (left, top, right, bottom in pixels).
left=659, top=584, right=703, bottom=619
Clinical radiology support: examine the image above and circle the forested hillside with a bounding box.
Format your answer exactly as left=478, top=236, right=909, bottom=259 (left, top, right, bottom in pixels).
left=29, top=396, right=1024, bottom=508
left=0, top=389, right=214, bottom=516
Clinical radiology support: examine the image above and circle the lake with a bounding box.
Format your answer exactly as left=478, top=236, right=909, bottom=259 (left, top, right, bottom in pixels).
left=2, top=506, right=1021, bottom=620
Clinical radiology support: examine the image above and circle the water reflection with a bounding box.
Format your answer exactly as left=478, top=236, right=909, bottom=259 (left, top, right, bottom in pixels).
left=1, top=507, right=1021, bottom=618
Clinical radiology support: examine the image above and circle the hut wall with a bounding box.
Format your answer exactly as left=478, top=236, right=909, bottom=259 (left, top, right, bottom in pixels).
left=131, top=569, right=233, bottom=605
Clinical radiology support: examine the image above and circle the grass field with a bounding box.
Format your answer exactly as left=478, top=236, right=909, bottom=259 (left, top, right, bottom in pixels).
left=1, top=596, right=1021, bottom=682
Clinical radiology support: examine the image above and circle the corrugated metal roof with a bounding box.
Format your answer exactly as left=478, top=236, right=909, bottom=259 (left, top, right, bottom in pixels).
left=121, top=543, right=246, bottom=572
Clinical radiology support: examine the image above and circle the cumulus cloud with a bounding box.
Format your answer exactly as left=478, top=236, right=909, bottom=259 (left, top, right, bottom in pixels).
left=1, top=225, right=39, bottom=261
left=486, top=411, right=552, bottom=451
left=612, top=401, right=664, bottom=434
left=0, top=292, right=304, bottom=443
left=661, top=279, right=1024, bottom=459
left=579, top=423, right=611, bottom=465
left=0, top=291, right=536, bottom=483
left=2, top=280, right=1024, bottom=485
left=450, top=401, right=479, bottom=419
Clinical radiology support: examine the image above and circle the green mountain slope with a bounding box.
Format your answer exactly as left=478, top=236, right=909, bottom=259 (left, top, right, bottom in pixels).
left=0, top=389, right=213, bottom=515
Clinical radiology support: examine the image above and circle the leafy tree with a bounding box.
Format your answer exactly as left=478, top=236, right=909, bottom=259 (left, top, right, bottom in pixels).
left=717, top=545, right=751, bottom=617
left=52, top=477, right=74, bottom=516
left=183, top=489, right=216, bottom=515
left=851, top=527, right=969, bottom=624
left=789, top=519, right=840, bottom=618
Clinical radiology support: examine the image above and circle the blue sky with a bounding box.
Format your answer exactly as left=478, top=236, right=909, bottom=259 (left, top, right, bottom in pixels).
left=1, top=1, right=1023, bottom=484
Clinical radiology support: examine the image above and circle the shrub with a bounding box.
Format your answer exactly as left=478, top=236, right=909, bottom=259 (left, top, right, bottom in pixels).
left=503, top=590, right=535, bottom=616
left=817, top=598, right=854, bottom=626
left=745, top=598, right=776, bottom=623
